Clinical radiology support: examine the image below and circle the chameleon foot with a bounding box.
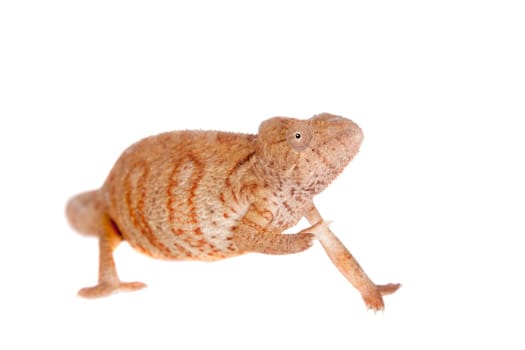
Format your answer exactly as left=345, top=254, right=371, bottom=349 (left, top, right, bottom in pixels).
left=362, top=283, right=401, bottom=311
left=78, top=281, right=146, bottom=298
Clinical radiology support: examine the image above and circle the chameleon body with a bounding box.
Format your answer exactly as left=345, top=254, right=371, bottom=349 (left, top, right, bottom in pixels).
left=66, top=113, right=400, bottom=310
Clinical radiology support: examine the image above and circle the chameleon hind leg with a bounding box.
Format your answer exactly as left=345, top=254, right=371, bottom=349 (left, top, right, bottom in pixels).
left=78, top=217, right=146, bottom=298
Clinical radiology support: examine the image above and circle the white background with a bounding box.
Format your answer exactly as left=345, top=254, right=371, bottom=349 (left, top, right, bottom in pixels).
left=1, top=1, right=524, bottom=349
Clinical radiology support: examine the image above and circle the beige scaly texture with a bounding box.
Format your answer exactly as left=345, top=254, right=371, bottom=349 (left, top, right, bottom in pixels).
left=66, top=113, right=400, bottom=310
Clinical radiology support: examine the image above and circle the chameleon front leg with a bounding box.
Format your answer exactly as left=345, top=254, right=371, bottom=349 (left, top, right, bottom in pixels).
left=78, top=217, right=146, bottom=298
left=232, top=206, right=316, bottom=255
left=304, top=204, right=400, bottom=311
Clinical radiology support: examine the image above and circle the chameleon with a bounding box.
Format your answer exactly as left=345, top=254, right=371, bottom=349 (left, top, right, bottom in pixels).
left=66, top=112, right=400, bottom=310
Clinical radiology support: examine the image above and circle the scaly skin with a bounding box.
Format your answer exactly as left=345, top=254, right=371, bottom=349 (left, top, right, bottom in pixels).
left=66, top=113, right=400, bottom=309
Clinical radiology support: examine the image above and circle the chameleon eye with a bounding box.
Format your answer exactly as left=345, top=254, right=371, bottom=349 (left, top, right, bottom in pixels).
left=287, top=122, right=313, bottom=152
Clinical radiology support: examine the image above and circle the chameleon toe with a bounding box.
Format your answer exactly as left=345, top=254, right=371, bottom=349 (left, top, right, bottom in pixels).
left=78, top=281, right=146, bottom=298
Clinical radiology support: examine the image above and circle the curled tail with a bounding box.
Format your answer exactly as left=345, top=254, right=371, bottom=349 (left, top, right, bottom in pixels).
left=66, top=190, right=106, bottom=236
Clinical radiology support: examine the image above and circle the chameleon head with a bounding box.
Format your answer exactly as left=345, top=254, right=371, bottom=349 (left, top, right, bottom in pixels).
left=255, top=113, right=363, bottom=195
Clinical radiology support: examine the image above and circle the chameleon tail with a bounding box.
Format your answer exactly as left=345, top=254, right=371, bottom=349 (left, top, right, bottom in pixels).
left=66, top=190, right=106, bottom=237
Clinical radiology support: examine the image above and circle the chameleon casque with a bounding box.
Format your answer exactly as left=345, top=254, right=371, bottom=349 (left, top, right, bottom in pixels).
left=66, top=113, right=400, bottom=310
